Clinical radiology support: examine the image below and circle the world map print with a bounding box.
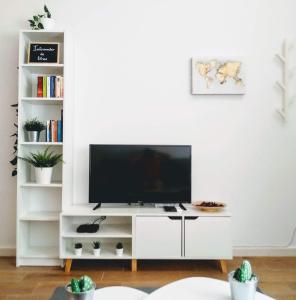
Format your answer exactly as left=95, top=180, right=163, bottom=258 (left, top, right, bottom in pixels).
left=191, top=58, right=245, bottom=95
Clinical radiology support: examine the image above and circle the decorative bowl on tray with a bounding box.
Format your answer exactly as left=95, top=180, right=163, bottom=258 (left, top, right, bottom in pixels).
left=194, top=201, right=226, bottom=212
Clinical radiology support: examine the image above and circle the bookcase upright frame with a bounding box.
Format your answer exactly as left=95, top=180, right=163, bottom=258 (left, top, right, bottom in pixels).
left=16, top=30, right=65, bottom=266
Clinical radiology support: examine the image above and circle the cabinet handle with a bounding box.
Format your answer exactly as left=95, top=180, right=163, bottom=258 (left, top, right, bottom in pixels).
left=185, top=216, right=199, bottom=220
left=168, top=216, right=182, bottom=220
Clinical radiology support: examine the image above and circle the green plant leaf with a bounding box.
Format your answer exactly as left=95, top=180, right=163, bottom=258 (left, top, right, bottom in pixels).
left=38, top=23, right=44, bottom=29
left=10, top=156, right=17, bottom=166
left=33, top=15, right=38, bottom=21
left=12, top=169, right=17, bottom=176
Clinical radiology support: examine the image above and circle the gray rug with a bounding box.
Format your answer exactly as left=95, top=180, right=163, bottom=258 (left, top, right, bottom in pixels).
left=51, top=286, right=263, bottom=299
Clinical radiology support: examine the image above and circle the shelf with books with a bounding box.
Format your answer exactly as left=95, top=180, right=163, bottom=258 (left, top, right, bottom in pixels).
left=20, top=142, right=63, bottom=146
left=22, top=98, right=63, bottom=105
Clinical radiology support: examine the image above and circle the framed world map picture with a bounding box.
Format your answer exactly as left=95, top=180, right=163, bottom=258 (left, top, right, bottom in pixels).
left=191, top=57, right=246, bottom=95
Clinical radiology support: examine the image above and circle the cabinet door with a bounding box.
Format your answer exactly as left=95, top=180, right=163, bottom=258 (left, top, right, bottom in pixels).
left=135, top=216, right=182, bottom=258
left=185, top=217, right=232, bottom=259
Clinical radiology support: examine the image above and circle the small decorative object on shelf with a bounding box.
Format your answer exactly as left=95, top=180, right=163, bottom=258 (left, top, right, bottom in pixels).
left=74, top=243, right=83, bottom=256
left=92, top=242, right=101, bottom=256
left=28, top=5, right=54, bottom=30
left=24, top=118, right=46, bottom=142
left=228, top=260, right=258, bottom=300
left=66, top=275, right=95, bottom=299
left=41, top=5, right=55, bottom=30
left=18, top=147, right=63, bottom=184
left=116, top=242, right=124, bottom=256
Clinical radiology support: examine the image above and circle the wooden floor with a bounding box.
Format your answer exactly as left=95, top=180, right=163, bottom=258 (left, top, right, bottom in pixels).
left=0, top=257, right=295, bottom=300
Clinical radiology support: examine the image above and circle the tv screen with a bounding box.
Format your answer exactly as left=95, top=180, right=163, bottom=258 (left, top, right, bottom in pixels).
left=89, top=145, right=191, bottom=204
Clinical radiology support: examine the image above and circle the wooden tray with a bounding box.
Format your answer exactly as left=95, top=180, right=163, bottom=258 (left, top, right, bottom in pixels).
left=193, top=201, right=226, bottom=212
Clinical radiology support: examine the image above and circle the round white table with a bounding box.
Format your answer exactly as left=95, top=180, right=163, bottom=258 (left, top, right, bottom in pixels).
left=92, top=277, right=275, bottom=300
left=145, top=277, right=275, bottom=300
left=94, top=286, right=147, bottom=300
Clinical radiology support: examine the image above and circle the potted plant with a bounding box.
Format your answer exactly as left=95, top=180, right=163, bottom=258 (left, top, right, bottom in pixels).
left=41, top=5, right=55, bottom=30
left=115, top=242, right=123, bottom=256
left=24, top=118, right=45, bottom=142
left=228, top=260, right=258, bottom=300
left=74, top=243, right=83, bottom=256
left=18, top=147, right=63, bottom=184
left=65, top=275, right=96, bottom=299
left=93, top=241, right=101, bottom=256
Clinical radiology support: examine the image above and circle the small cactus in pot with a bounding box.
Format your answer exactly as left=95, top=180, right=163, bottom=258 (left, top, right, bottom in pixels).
left=228, top=260, right=258, bottom=300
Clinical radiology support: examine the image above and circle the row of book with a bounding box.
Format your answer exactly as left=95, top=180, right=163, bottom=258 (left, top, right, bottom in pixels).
left=37, top=76, right=64, bottom=98
left=46, top=120, right=63, bottom=142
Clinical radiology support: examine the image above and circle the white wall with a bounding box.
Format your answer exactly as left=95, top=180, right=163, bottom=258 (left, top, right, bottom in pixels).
left=1, top=0, right=296, bottom=254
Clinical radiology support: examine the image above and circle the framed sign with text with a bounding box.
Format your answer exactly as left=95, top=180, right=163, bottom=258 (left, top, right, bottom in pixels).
left=27, top=42, right=60, bottom=63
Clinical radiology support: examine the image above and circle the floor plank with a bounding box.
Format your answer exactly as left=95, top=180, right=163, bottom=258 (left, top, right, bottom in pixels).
left=0, top=257, right=295, bottom=300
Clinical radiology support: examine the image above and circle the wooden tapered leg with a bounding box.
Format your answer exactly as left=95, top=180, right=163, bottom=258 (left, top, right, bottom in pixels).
left=218, top=260, right=227, bottom=274
left=131, top=259, right=137, bottom=272
left=65, top=259, right=72, bottom=273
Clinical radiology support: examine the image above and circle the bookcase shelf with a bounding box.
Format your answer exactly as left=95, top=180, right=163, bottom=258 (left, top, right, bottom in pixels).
left=20, top=182, right=62, bottom=188
left=20, top=142, right=63, bottom=146
left=22, top=97, right=63, bottom=105
left=17, top=30, right=65, bottom=267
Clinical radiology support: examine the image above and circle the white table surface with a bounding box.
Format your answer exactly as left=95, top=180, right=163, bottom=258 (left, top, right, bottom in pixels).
left=94, top=286, right=147, bottom=300
left=145, top=277, right=275, bottom=300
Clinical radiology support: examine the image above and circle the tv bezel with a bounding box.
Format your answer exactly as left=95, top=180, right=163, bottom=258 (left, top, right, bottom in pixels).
left=89, top=144, right=192, bottom=204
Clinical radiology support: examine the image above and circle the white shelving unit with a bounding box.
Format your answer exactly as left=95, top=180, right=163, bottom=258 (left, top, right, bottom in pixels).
left=16, top=30, right=65, bottom=266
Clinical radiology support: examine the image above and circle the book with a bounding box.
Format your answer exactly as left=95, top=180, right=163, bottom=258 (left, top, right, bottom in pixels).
left=46, top=120, right=51, bottom=142
left=50, top=76, right=55, bottom=98
left=55, top=76, right=61, bottom=98
left=37, top=76, right=43, bottom=97
left=57, top=120, right=62, bottom=142
left=42, top=77, right=47, bottom=97
left=51, top=120, right=58, bottom=142
left=60, top=76, right=64, bottom=98
left=61, top=109, right=63, bottom=141
left=46, top=76, right=51, bottom=98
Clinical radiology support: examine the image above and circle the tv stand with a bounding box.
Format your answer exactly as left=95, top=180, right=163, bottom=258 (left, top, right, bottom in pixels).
left=93, top=202, right=102, bottom=210
left=179, top=203, right=187, bottom=211
left=61, top=204, right=232, bottom=273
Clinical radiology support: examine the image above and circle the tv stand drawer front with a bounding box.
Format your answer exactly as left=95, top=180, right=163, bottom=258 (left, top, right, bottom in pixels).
left=184, top=216, right=232, bottom=259
left=135, top=216, right=182, bottom=258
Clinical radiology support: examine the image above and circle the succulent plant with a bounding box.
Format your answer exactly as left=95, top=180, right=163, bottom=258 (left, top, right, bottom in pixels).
left=116, top=242, right=123, bottom=249
left=24, top=118, right=45, bottom=132
left=18, top=147, right=63, bottom=168
left=70, top=278, right=80, bottom=293
left=93, top=241, right=100, bottom=249
left=233, top=260, right=255, bottom=282
left=74, top=243, right=82, bottom=249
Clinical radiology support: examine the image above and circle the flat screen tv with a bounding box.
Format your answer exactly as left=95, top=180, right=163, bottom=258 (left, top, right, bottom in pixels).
left=89, top=144, right=191, bottom=204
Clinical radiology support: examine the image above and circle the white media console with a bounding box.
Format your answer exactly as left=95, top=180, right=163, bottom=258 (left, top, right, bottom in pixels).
left=60, top=204, right=232, bottom=273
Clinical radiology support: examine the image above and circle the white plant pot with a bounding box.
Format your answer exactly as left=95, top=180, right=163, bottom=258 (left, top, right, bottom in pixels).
left=74, top=248, right=82, bottom=256
left=93, top=248, right=101, bottom=256
left=116, top=248, right=123, bottom=256
left=228, top=271, right=258, bottom=300
left=41, top=18, right=55, bottom=30
left=35, top=167, right=53, bottom=184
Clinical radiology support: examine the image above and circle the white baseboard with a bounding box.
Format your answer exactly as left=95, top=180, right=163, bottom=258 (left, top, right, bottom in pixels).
left=0, top=247, right=16, bottom=256
left=1, top=246, right=295, bottom=258
left=233, top=247, right=296, bottom=256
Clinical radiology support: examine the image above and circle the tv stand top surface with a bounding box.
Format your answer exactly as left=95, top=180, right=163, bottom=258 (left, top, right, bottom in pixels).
left=62, top=203, right=231, bottom=217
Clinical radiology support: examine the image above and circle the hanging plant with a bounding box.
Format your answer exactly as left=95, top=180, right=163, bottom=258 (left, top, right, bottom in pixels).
left=28, top=5, right=53, bottom=30
left=10, top=103, right=18, bottom=176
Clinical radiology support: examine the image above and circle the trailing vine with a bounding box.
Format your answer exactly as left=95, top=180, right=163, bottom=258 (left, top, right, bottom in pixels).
left=10, top=103, right=18, bottom=176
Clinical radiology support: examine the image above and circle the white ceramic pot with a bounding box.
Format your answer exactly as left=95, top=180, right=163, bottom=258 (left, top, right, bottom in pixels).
left=116, top=248, right=123, bottom=256
left=228, top=271, right=258, bottom=300
left=93, top=248, right=101, bottom=256
left=35, top=167, right=53, bottom=184
left=41, top=18, right=55, bottom=30
left=74, top=248, right=82, bottom=256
